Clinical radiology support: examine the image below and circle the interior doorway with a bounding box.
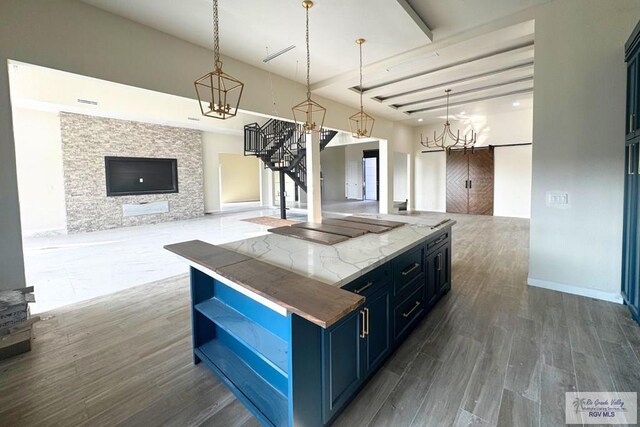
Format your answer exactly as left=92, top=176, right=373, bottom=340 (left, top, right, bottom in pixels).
left=363, top=149, right=379, bottom=201
left=219, top=153, right=261, bottom=209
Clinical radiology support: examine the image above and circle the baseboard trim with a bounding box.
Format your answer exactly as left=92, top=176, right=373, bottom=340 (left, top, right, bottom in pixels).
left=527, top=277, right=623, bottom=304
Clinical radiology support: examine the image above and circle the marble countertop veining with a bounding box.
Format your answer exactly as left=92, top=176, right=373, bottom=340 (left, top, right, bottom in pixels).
left=221, top=214, right=456, bottom=287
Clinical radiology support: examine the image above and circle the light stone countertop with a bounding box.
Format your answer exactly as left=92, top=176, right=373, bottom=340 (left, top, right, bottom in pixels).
left=221, top=214, right=456, bottom=287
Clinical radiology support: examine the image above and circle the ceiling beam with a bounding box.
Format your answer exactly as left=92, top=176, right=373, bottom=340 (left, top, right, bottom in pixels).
left=394, top=76, right=534, bottom=110
left=358, top=41, right=534, bottom=94
left=406, top=87, right=533, bottom=115
left=395, top=0, right=433, bottom=41
left=309, top=14, right=536, bottom=91
left=376, top=61, right=534, bottom=103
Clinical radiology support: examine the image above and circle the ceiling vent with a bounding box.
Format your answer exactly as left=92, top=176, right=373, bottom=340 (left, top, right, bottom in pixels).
left=263, top=45, right=296, bottom=63
left=187, top=117, right=201, bottom=121
left=76, top=98, right=98, bottom=106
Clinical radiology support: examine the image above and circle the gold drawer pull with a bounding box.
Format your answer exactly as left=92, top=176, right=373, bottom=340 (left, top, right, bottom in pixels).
left=359, top=310, right=366, bottom=338
left=402, top=301, right=421, bottom=318
left=364, top=307, right=370, bottom=336
left=354, top=281, right=373, bottom=294
left=630, top=146, right=634, bottom=175
left=437, top=253, right=442, bottom=271
left=432, top=236, right=446, bottom=246
left=402, top=263, right=420, bottom=276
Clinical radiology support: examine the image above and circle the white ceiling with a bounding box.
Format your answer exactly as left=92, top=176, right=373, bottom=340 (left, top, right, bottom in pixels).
left=80, top=0, right=431, bottom=84
left=79, top=0, right=537, bottom=125
left=408, top=0, right=552, bottom=39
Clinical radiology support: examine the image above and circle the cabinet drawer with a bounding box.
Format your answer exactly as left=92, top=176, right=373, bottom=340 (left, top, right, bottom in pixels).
left=426, top=232, right=448, bottom=254
left=394, top=285, right=425, bottom=340
left=392, top=244, right=424, bottom=295
left=342, top=263, right=391, bottom=297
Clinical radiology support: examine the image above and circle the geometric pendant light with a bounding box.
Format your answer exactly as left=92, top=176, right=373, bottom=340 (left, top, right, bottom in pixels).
left=349, top=38, right=375, bottom=138
left=292, top=0, right=326, bottom=134
left=194, top=0, right=244, bottom=119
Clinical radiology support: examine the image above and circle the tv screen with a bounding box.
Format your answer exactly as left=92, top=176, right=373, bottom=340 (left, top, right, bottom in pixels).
left=105, top=156, right=178, bottom=196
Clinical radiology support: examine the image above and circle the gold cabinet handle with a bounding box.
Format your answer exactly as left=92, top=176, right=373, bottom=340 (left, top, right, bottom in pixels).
left=437, top=253, right=442, bottom=271
left=359, top=310, right=366, bottom=338
left=401, top=263, right=420, bottom=276
left=631, top=113, right=635, bottom=133
left=433, top=235, right=446, bottom=245
left=402, top=301, right=421, bottom=318
left=354, top=281, right=373, bottom=294
left=364, top=307, right=370, bottom=336
left=630, top=146, right=634, bottom=175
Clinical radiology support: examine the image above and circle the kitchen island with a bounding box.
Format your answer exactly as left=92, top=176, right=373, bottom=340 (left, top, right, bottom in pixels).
left=165, top=215, right=455, bottom=427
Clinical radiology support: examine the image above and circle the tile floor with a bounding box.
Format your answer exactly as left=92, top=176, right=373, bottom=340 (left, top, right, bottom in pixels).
left=23, top=200, right=378, bottom=313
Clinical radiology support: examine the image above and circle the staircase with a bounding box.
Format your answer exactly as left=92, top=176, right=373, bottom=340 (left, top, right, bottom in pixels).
left=244, top=119, right=338, bottom=194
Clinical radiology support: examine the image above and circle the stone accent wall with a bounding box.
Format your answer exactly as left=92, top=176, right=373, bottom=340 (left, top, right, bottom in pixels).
left=60, top=113, right=204, bottom=233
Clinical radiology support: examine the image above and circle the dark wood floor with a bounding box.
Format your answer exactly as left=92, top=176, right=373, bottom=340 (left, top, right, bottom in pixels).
left=1, top=214, right=638, bottom=426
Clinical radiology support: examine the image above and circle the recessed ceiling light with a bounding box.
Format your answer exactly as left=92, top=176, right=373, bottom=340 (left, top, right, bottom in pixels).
left=418, top=118, right=423, bottom=122
left=512, top=101, right=520, bottom=107
left=460, top=111, right=466, bottom=115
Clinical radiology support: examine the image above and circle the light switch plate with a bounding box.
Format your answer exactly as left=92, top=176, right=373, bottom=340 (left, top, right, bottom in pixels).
left=546, top=191, right=570, bottom=208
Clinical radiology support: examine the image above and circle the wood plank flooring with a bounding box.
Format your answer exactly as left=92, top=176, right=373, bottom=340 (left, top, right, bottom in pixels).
left=1, top=214, right=639, bottom=426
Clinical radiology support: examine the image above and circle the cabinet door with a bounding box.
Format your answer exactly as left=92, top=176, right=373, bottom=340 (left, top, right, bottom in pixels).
left=322, top=310, right=364, bottom=423
left=623, top=143, right=638, bottom=309
left=627, top=55, right=637, bottom=140
left=633, top=141, right=640, bottom=319
left=437, top=242, right=451, bottom=295
left=363, top=286, right=391, bottom=375
left=425, top=250, right=439, bottom=307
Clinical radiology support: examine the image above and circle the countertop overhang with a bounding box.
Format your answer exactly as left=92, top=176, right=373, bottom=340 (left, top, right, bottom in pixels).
left=165, top=215, right=455, bottom=328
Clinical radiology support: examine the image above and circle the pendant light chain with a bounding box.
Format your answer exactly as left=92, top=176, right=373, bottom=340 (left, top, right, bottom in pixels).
left=359, top=42, right=363, bottom=112
left=445, top=89, right=450, bottom=124
left=213, top=0, right=221, bottom=71
left=305, top=5, right=311, bottom=99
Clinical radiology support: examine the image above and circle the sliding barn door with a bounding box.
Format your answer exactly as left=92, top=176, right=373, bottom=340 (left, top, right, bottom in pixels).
left=468, top=148, right=494, bottom=215
left=446, top=150, right=469, bottom=214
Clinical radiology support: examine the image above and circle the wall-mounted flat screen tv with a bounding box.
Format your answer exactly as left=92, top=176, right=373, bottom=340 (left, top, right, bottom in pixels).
left=105, top=156, right=178, bottom=196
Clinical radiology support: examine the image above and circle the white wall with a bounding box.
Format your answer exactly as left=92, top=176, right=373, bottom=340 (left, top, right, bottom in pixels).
left=321, top=146, right=346, bottom=201
left=415, top=152, right=447, bottom=211
left=529, top=0, right=640, bottom=302
left=414, top=108, right=533, bottom=215
left=12, top=108, right=66, bottom=235
left=494, top=145, right=532, bottom=218
left=394, top=152, right=408, bottom=202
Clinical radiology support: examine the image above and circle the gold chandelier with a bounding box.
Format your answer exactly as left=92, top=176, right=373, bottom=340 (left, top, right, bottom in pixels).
left=194, top=0, right=244, bottom=119
left=420, top=89, right=477, bottom=152
left=349, top=38, right=375, bottom=138
left=292, top=0, right=326, bottom=134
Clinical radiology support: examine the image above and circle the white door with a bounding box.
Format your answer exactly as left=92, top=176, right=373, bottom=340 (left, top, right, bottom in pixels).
left=346, top=160, right=360, bottom=199
left=364, top=157, right=377, bottom=200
